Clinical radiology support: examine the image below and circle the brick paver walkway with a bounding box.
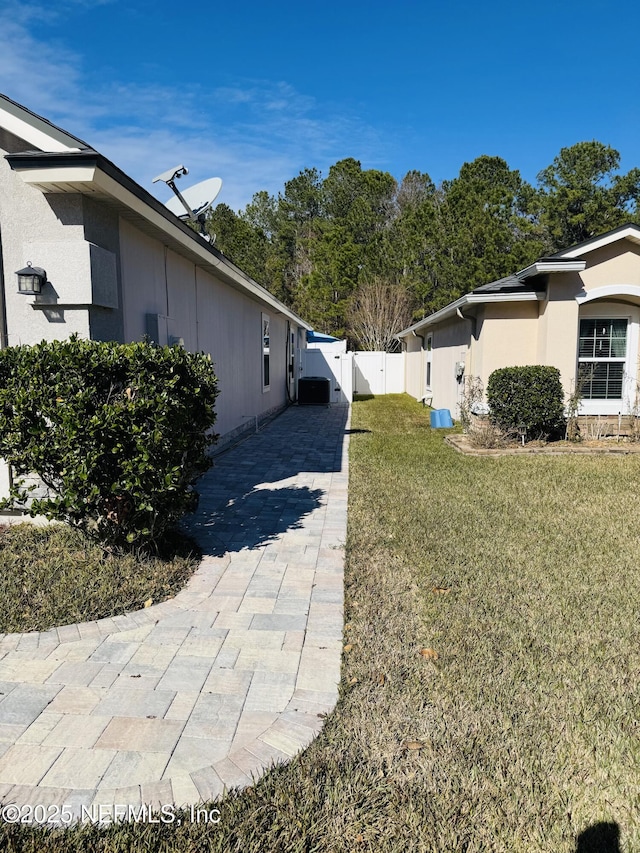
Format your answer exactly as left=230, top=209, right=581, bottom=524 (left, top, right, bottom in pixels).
left=0, top=404, right=349, bottom=821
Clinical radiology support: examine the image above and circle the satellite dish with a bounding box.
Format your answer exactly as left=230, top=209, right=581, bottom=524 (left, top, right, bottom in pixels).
left=164, top=177, right=223, bottom=221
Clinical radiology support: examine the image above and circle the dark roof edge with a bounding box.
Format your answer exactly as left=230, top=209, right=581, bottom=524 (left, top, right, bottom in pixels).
left=549, top=222, right=640, bottom=258
left=0, top=94, right=91, bottom=150
left=472, top=274, right=542, bottom=295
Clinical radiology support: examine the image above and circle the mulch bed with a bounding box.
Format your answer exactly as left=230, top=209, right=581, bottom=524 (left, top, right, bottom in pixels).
left=446, top=433, right=640, bottom=456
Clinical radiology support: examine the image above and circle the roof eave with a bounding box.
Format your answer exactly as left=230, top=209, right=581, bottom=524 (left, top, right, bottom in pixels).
left=397, top=290, right=545, bottom=339
left=397, top=295, right=470, bottom=338
left=6, top=150, right=312, bottom=330
left=517, top=259, right=586, bottom=278
left=466, top=291, right=546, bottom=304
left=551, top=223, right=640, bottom=259
left=0, top=94, right=89, bottom=152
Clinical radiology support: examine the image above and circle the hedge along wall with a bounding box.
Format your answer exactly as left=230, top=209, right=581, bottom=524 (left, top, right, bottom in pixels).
left=0, top=337, right=219, bottom=550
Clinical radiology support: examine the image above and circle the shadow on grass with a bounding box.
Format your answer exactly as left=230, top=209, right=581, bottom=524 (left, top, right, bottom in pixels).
left=576, top=822, right=621, bottom=852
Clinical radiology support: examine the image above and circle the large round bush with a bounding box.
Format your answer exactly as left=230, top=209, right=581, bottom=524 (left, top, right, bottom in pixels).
left=0, top=337, right=219, bottom=550
left=486, top=365, right=566, bottom=440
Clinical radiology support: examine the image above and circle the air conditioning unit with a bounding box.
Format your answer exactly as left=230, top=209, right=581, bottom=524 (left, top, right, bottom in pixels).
left=298, top=376, right=330, bottom=406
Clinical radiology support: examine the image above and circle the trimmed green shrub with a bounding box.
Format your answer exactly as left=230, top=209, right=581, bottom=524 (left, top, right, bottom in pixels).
left=486, top=365, right=566, bottom=440
left=0, top=337, right=219, bottom=550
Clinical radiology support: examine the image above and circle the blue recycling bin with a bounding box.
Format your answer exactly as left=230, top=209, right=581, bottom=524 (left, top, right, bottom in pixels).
left=430, top=408, right=453, bottom=428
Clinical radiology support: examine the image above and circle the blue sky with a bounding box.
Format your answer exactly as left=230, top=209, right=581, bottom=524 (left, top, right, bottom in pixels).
left=1, top=0, right=639, bottom=212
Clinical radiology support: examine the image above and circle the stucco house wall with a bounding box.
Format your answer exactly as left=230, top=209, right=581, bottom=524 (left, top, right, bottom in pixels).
left=403, top=332, right=425, bottom=401
left=0, top=162, right=92, bottom=347
left=0, top=94, right=311, bottom=505
left=117, top=218, right=299, bottom=439
left=472, top=301, right=539, bottom=388
left=428, top=317, right=470, bottom=415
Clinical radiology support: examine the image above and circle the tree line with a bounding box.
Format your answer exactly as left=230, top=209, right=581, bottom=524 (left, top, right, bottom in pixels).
left=205, top=141, right=640, bottom=349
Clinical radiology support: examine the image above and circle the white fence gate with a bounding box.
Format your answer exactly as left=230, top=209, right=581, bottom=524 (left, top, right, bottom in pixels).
left=353, top=352, right=404, bottom=396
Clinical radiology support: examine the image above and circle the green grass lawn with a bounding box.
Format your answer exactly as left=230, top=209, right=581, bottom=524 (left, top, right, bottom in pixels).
left=2, top=394, right=639, bottom=851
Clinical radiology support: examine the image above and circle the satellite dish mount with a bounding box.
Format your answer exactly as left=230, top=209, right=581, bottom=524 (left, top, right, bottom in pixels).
left=153, top=166, right=222, bottom=241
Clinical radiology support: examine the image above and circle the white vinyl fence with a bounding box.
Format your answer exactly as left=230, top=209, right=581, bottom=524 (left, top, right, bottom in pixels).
left=299, top=346, right=405, bottom=402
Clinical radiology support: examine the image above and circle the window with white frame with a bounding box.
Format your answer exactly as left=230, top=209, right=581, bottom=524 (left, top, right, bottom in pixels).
left=578, top=318, right=627, bottom=399
left=262, top=313, right=270, bottom=391
left=425, top=333, right=433, bottom=389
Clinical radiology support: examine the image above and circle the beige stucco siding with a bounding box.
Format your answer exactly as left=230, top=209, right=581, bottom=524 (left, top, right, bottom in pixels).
left=118, top=218, right=296, bottom=439
left=476, top=301, right=539, bottom=383
left=403, top=332, right=425, bottom=400
left=579, top=243, right=640, bottom=289
left=535, top=273, right=582, bottom=397
left=430, top=316, right=471, bottom=415
left=0, top=137, right=91, bottom=346
left=399, top=233, right=640, bottom=420
left=535, top=246, right=640, bottom=401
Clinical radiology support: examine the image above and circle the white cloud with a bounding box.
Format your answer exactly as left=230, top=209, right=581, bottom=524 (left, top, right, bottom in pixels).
left=0, top=2, right=390, bottom=210
left=0, top=4, right=81, bottom=117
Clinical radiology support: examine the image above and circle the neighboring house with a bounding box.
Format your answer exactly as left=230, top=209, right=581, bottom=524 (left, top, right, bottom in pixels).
left=398, top=224, right=640, bottom=419
left=0, top=93, right=311, bottom=498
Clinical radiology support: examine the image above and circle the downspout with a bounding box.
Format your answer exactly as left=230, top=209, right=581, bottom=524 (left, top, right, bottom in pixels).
left=285, top=320, right=295, bottom=403
left=0, top=225, right=9, bottom=349
left=412, top=330, right=428, bottom=405
left=456, top=307, right=477, bottom=340
left=456, top=306, right=478, bottom=377
left=0, top=225, right=13, bottom=497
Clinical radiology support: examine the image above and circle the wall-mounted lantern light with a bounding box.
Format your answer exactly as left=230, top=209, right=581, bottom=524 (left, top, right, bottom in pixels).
left=15, top=262, right=46, bottom=295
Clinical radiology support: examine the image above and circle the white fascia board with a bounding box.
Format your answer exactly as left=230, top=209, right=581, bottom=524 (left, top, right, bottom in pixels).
left=556, top=225, right=640, bottom=258
left=466, top=291, right=546, bottom=304
left=0, top=103, right=82, bottom=153
left=16, top=164, right=311, bottom=330
left=15, top=165, right=99, bottom=186
left=517, top=260, right=586, bottom=277
left=397, top=290, right=545, bottom=339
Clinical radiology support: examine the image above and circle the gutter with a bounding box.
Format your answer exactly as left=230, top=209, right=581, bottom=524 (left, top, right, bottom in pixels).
left=517, top=259, right=586, bottom=278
